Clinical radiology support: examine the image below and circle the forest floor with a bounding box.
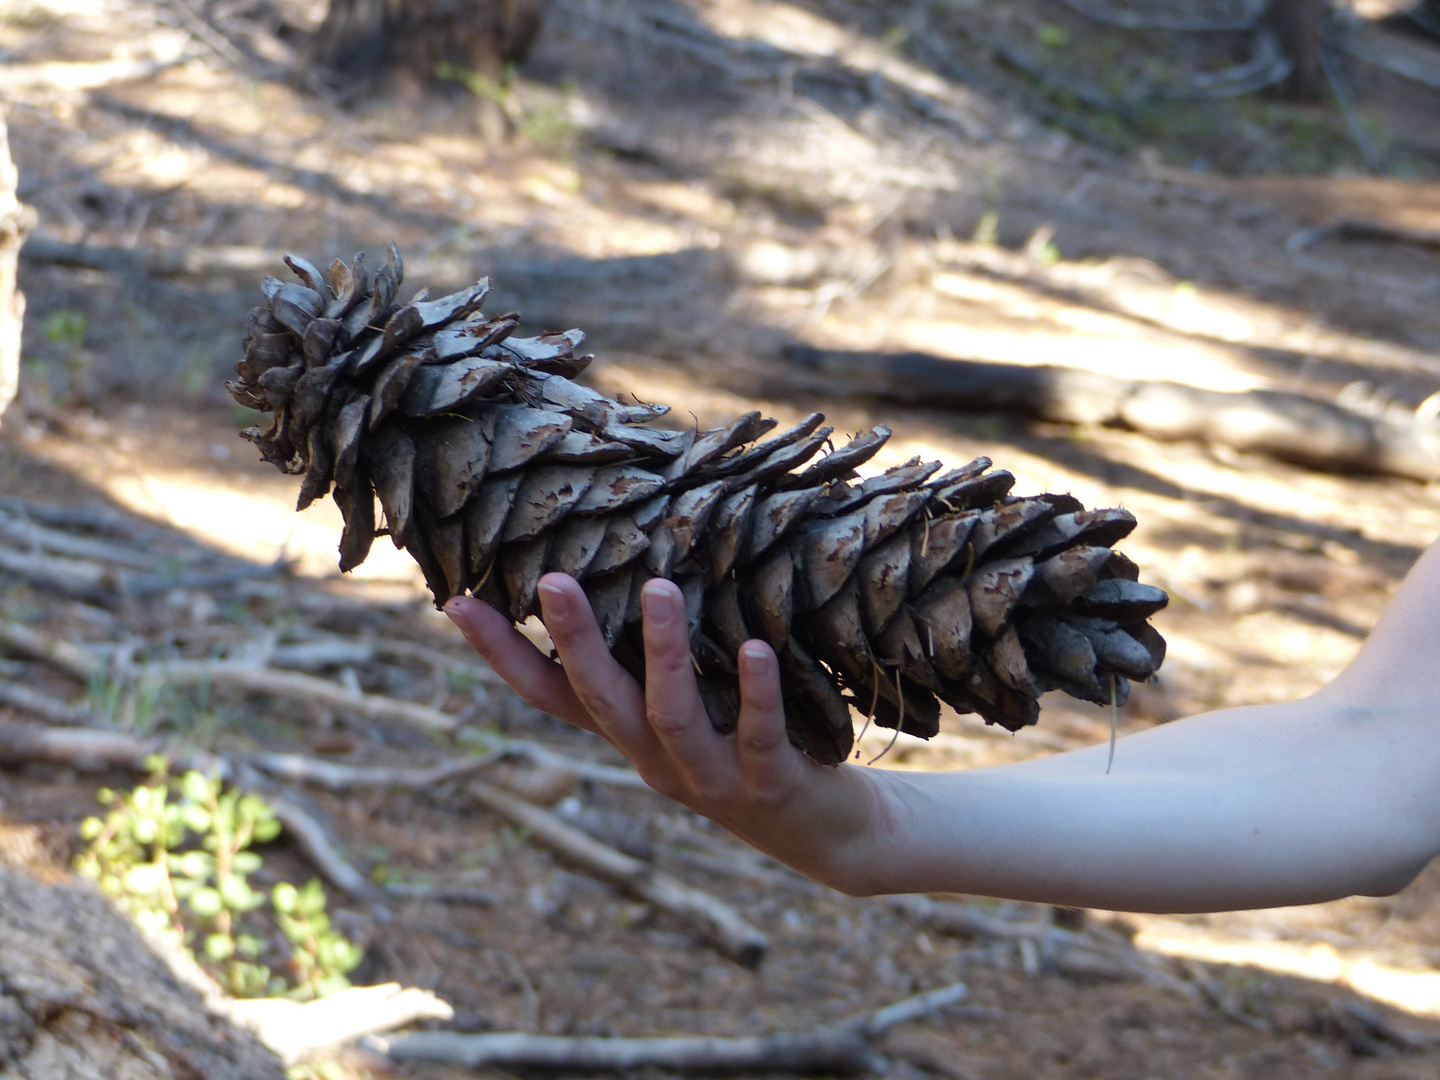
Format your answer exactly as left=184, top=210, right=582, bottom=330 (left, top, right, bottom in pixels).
left=5, top=0, right=1440, bottom=1076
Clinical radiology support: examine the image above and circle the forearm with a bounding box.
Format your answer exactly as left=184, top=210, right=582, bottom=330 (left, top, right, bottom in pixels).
left=851, top=698, right=1440, bottom=911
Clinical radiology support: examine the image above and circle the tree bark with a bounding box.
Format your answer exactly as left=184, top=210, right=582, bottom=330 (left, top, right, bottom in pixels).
left=306, top=0, right=547, bottom=98
left=1272, top=0, right=1326, bottom=99
left=0, top=113, right=35, bottom=427
left=0, top=863, right=284, bottom=1078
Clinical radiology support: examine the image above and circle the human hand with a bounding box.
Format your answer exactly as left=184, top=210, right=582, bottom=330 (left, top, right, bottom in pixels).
left=443, top=573, right=902, bottom=894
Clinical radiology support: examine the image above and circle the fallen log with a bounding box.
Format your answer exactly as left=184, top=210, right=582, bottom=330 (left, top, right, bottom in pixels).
left=0, top=862, right=285, bottom=1078
left=468, top=780, right=769, bottom=967
left=372, top=982, right=971, bottom=1072
left=784, top=346, right=1440, bottom=481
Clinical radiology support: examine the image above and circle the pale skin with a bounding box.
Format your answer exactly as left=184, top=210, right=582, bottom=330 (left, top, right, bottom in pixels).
left=443, top=538, right=1440, bottom=914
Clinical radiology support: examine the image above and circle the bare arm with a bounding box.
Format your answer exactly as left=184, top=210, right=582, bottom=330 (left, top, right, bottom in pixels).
left=444, top=541, right=1440, bottom=912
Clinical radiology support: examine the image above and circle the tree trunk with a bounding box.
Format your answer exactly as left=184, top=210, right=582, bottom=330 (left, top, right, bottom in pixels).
left=306, top=0, right=546, bottom=99
left=0, top=113, right=35, bottom=427
left=1272, top=0, right=1326, bottom=99
left=0, top=862, right=284, bottom=1078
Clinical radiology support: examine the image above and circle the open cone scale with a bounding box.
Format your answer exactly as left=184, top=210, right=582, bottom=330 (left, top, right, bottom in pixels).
left=228, top=245, right=1168, bottom=764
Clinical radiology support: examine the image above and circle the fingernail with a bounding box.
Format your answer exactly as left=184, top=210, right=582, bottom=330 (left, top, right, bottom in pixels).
left=538, top=581, right=570, bottom=619
left=641, top=580, right=676, bottom=625
left=741, top=642, right=771, bottom=670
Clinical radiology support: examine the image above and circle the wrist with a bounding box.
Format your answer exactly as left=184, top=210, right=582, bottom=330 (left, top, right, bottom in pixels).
left=802, top=764, right=917, bottom=896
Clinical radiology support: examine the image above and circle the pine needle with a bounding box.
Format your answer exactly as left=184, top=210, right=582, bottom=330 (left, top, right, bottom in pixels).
left=867, top=670, right=905, bottom=765
left=1106, top=674, right=1118, bottom=775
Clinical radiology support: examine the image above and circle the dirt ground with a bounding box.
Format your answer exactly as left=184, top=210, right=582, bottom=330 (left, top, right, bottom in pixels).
left=5, top=0, right=1440, bottom=1077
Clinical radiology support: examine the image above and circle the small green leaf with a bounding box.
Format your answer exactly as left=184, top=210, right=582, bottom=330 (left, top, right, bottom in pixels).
left=182, top=805, right=212, bottom=833
left=181, top=771, right=213, bottom=803
left=204, top=933, right=236, bottom=961
left=236, top=933, right=264, bottom=959
left=253, top=817, right=282, bottom=844
left=79, top=817, right=103, bottom=840
left=174, top=850, right=213, bottom=878
left=1035, top=22, right=1068, bottom=49
left=272, top=882, right=298, bottom=914
left=188, top=886, right=223, bottom=919
left=297, top=879, right=326, bottom=916
left=220, top=875, right=262, bottom=912
left=123, top=863, right=165, bottom=895
left=233, top=851, right=263, bottom=875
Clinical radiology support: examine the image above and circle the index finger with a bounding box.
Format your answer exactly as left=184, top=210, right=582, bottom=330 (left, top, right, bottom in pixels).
left=443, top=594, right=600, bottom=734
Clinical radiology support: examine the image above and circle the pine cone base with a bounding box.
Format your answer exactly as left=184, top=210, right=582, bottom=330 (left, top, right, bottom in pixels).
left=229, top=246, right=1169, bottom=764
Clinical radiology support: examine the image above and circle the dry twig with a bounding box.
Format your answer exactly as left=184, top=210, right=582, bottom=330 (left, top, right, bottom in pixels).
left=0, top=620, right=461, bottom=732
left=0, top=508, right=160, bottom=569
left=0, top=719, right=377, bottom=901
left=0, top=678, right=102, bottom=727
left=249, top=741, right=645, bottom=791
left=373, top=981, right=970, bottom=1072
left=468, top=780, right=768, bottom=966
left=228, top=982, right=453, bottom=1065
left=132, top=659, right=461, bottom=732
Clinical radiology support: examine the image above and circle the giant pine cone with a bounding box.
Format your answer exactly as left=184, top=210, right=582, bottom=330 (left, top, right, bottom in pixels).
left=229, top=245, right=1168, bottom=764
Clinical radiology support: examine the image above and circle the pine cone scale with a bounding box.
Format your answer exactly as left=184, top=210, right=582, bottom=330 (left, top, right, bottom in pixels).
left=228, top=248, right=1170, bottom=764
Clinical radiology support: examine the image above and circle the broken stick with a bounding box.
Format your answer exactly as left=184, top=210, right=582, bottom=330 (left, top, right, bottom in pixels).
left=373, top=982, right=969, bottom=1072
left=468, top=779, right=768, bottom=967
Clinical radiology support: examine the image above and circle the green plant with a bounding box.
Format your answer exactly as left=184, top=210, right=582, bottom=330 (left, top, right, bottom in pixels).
left=436, top=60, right=510, bottom=104
left=43, top=309, right=88, bottom=347
left=76, top=761, right=362, bottom=1000
left=1034, top=23, right=1068, bottom=50
left=274, top=879, right=364, bottom=999
left=970, top=210, right=999, bottom=246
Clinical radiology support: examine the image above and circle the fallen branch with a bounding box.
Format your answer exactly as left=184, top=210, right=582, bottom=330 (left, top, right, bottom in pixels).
left=660, top=844, right=822, bottom=893
left=0, top=720, right=377, bottom=901
left=785, top=346, right=1440, bottom=482
left=248, top=750, right=505, bottom=791
left=373, top=982, right=969, bottom=1072
left=1343, top=21, right=1440, bottom=91
left=235, top=768, right=383, bottom=903
left=1052, top=0, right=1266, bottom=31
left=0, top=541, right=284, bottom=601
left=0, top=497, right=150, bottom=539
left=893, top=895, right=1184, bottom=985
left=0, top=545, right=119, bottom=597
left=468, top=780, right=768, bottom=967
left=371, top=636, right=510, bottom=687
left=0, top=716, right=226, bottom=774
left=247, top=742, right=645, bottom=792
left=889, top=894, right=1065, bottom=944
left=0, top=678, right=102, bottom=727
left=1287, top=217, right=1440, bottom=256
left=383, top=880, right=500, bottom=905
left=138, top=660, right=458, bottom=730
left=0, top=508, right=160, bottom=569
left=123, top=559, right=291, bottom=597
left=228, top=982, right=453, bottom=1065
left=21, top=236, right=281, bottom=277
left=0, top=621, right=462, bottom=732
left=1, top=619, right=649, bottom=779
